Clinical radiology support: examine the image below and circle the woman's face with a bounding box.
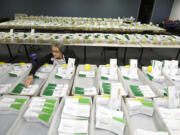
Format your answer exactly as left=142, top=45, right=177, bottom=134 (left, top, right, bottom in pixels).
left=51, top=45, right=62, bottom=59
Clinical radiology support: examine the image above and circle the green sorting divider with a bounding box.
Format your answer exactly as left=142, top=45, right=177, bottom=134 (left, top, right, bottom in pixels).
left=45, top=99, right=57, bottom=104
left=79, top=74, right=86, bottom=78
left=55, top=75, right=62, bottom=79
left=112, top=117, right=125, bottom=123
left=101, top=76, right=108, bottom=80
left=123, top=76, right=130, bottom=80
left=9, top=73, right=17, bottom=77
left=44, top=103, right=54, bottom=109
left=43, top=84, right=57, bottom=96
left=42, top=108, right=54, bottom=115
left=146, top=73, right=153, bottom=81
left=102, top=82, right=111, bottom=94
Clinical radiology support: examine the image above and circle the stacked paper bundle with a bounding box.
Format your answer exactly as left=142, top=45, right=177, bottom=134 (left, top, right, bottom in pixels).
left=42, top=83, right=68, bottom=97
left=100, top=59, right=118, bottom=81
left=24, top=97, right=58, bottom=126
left=55, top=58, right=75, bottom=79
left=0, top=96, right=28, bottom=112
left=11, top=83, right=39, bottom=95
left=74, top=64, right=97, bottom=96
left=163, top=60, right=180, bottom=82
left=95, top=94, right=125, bottom=134
left=0, top=62, right=12, bottom=76
left=126, top=98, right=154, bottom=116
left=34, top=64, right=54, bottom=79
left=58, top=96, right=91, bottom=134
left=0, top=84, right=12, bottom=94
left=8, top=63, right=31, bottom=77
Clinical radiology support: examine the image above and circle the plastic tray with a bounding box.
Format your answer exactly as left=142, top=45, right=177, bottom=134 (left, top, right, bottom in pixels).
left=119, top=67, right=158, bottom=98
left=91, top=95, right=130, bottom=135
left=0, top=95, right=29, bottom=135
left=123, top=98, right=168, bottom=135
left=142, top=67, right=174, bottom=96
left=72, top=65, right=99, bottom=96
left=6, top=97, right=59, bottom=135
left=40, top=65, right=75, bottom=98
left=48, top=96, right=92, bottom=135
left=0, top=64, right=32, bottom=95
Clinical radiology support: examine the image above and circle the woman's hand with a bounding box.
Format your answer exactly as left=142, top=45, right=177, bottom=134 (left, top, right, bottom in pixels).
left=25, top=75, right=34, bottom=88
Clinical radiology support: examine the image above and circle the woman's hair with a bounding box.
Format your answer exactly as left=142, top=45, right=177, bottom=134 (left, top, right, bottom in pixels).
left=53, top=42, right=66, bottom=53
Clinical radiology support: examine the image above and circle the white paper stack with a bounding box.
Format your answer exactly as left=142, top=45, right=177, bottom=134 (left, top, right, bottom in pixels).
left=126, top=98, right=154, bottom=116
left=95, top=96, right=126, bottom=135
left=120, top=59, right=139, bottom=80
left=134, top=129, right=168, bottom=135
left=0, top=96, right=27, bottom=112
left=146, top=60, right=164, bottom=83
left=0, top=84, right=12, bottom=94
left=58, top=97, right=91, bottom=135
left=55, top=58, right=75, bottom=79
left=24, top=97, right=58, bottom=126
left=158, top=107, right=180, bottom=135
left=100, top=59, right=118, bottom=81
left=20, top=84, right=39, bottom=95
left=79, top=70, right=95, bottom=78
left=163, top=60, right=180, bottom=81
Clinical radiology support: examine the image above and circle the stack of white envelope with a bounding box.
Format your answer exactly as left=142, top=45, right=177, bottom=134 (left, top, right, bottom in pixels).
left=145, top=60, right=164, bottom=83
left=129, top=85, right=156, bottom=97
left=134, top=129, right=168, bottom=135
left=55, top=58, right=75, bottom=79
left=100, top=59, right=118, bottom=81
left=42, top=83, right=69, bottom=97
left=58, top=97, right=91, bottom=134
left=0, top=96, right=28, bottom=112
left=158, top=107, right=180, bottom=135
left=0, top=84, right=12, bottom=94
left=8, top=63, right=31, bottom=77
left=34, top=64, right=54, bottom=79
left=126, top=98, right=154, bottom=116
left=121, top=59, right=139, bottom=80
left=24, top=97, right=58, bottom=126
left=95, top=96, right=125, bottom=135
left=163, top=60, right=180, bottom=81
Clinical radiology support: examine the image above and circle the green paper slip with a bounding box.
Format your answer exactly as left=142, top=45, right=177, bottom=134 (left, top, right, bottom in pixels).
left=112, top=117, right=125, bottom=123
left=9, top=73, right=17, bottom=77
left=123, top=76, right=130, bottom=80
left=146, top=73, right=153, bottom=81
left=43, top=90, right=53, bottom=96
left=44, top=103, right=54, bottom=109
left=38, top=113, right=51, bottom=123
left=55, top=75, right=62, bottom=79
left=78, top=98, right=90, bottom=104
left=45, top=99, right=57, bottom=104
left=101, top=76, right=108, bottom=80
left=141, top=101, right=154, bottom=108
left=42, top=108, right=54, bottom=114
left=12, top=84, right=24, bottom=94
left=48, top=83, right=57, bottom=87
left=130, top=85, right=144, bottom=97
left=10, top=103, right=23, bottom=110
left=34, top=75, right=39, bottom=79
left=79, top=74, right=86, bottom=78
left=15, top=98, right=26, bottom=103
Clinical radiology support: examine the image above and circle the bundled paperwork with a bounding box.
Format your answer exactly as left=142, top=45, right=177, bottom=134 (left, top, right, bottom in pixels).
left=100, top=59, right=118, bottom=81
left=0, top=96, right=27, bottom=113
left=11, top=83, right=39, bottom=95
left=126, top=98, right=154, bottom=116
left=163, top=60, right=180, bottom=81
left=74, top=86, right=97, bottom=95
left=58, top=96, right=91, bottom=134
left=55, top=58, right=75, bottom=79
left=146, top=60, right=164, bottom=83
left=24, top=97, right=58, bottom=126
left=42, top=83, right=68, bottom=97
left=0, top=84, right=12, bottom=94
left=129, top=85, right=155, bottom=97
left=157, top=107, right=180, bottom=135
left=121, top=59, right=139, bottom=80
left=95, top=96, right=125, bottom=134
left=78, top=64, right=95, bottom=78
left=168, top=86, right=180, bottom=108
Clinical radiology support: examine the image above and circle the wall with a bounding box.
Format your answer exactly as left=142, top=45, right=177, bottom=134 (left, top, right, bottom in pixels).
left=169, top=0, right=180, bottom=20
left=0, top=0, right=141, bottom=19
left=151, top=0, right=174, bottom=23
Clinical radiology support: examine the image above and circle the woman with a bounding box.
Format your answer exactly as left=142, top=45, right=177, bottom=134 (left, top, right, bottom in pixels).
left=25, top=43, right=77, bottom=87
